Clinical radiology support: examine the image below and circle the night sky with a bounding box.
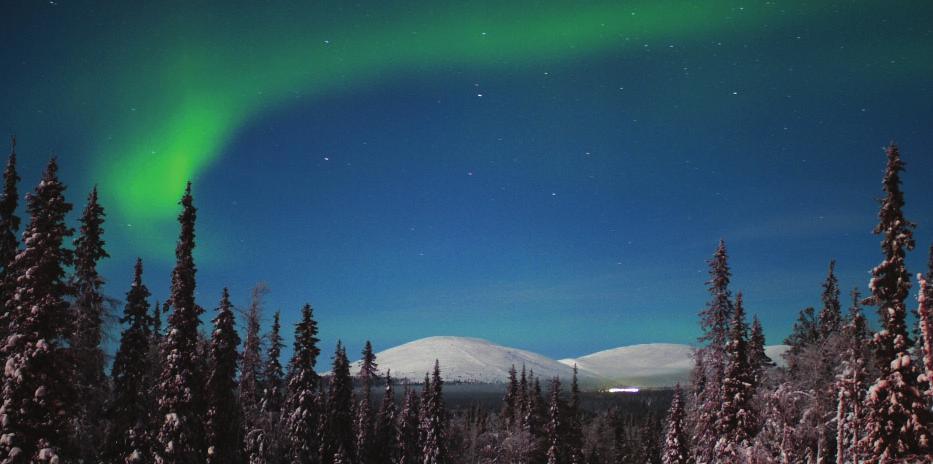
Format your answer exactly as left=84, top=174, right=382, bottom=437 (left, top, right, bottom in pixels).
left=2, top=1, right=933, bottom=359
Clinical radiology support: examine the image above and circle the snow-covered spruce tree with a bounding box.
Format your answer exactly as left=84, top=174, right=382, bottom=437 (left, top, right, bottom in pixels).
left=247, top=309, right=285, bottom=464
left=502, top=365, right=519, bottom=430
left=282, top=303, right=322, bottom=464
left=397, top=385, right=422, bottom=464
left=747, top=315, right=772, bottom=387
left=322, top=341, right=355, bottom=464
left=916, top=274, right=933, bottom=403
left=240, top=283, right=267, bottom=429
left=714, top=293, right=755, bottom=461
left=661, top=385, right=689, bottom=464
left=566, top=365, right=583, bottom=462
left=835, top=292, right=871, bottom=464
left=640, top=416, right=662, bottom=464
left=421, top=360, right=449, bottom=464
left=0, top=140, right=20, bottom=347
left=262, top=310, right=285, bottom=415
left=104, top=259, right=154, bottom=463
left=691, top=240, right=733, bottom=464
left=204, top=288, right=242, bottom=464
left=518, top=365, right=528, bottom=428
left=356, top=340, right=378, bottom=464
left=0, top=158, right=76, bottom=464
left=372, top=371, right=398, bottom=464
left=154, top=182, right=205, bottom=464
left=545, top=377, right=562, bottom=464
left=860, top=143, right=932, bottom=460
left=818, top=260, right=842, bottom=340
left=783, top=306, right=818, bottom=371
left=70, top=186, right=110, bottom=461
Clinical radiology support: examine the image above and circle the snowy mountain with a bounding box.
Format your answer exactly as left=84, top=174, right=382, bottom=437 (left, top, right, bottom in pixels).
left=350, top=336, right=791, bottom=388
left=559, top=343, right=790, bottom=388
left=349, top=336, right=584, bottom=384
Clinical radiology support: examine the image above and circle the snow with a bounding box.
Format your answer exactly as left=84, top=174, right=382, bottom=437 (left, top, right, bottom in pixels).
left=348, top=336, right=790, bottom=388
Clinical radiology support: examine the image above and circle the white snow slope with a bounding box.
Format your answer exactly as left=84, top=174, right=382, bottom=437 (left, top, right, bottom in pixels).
left=351, top=336, right=792, bottom=389
left=350, top=336, right=581, bottom=384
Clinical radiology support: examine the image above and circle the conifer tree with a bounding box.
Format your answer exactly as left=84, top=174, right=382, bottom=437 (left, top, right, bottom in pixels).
left=240, top=284, right=267, bottom=428
left=714, top=292, right=755, bottom=460
left=356, top=340, right=378, bottom=464
left=421, top=360, right=448, bottom=464
left=205, top=288, right=242, bottom=464
left=373, top=371, right=398, bottom=464
left=661, top=385, right=689, bottom=464
left=818, top=260, right=842, bottom=339
left=282, top=304, right=322, bottom=464
left=397, top=385, right=422, bottom=464
left=835, top=293, right=871, bottom=464
left=502, top=365, right=519, bottom=430
left=71, top=186, right=110, bottom=461
left=154, top=182, right=205, bottom=464
left=262, top=310, right=285, bottom=415
left=691, top=240, right=733, bottom=464
left=0, top=158, right=75, bottom=464
left=322, top=341, right=355, bottom=464
left=861, top=143, right=931, bottom=459
left=915, top=273, right=933, bottom=402
left=0, top=139, right=20, bottom=346
left=567, top=365, right=583, bottom=463
left=545, top=377, right=562, bottom=464
left=104, top=259, right=154, bottom=464
left=747, top=315, right=771, bottom=386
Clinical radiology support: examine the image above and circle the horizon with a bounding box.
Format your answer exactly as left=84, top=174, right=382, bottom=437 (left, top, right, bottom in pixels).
left=4, top=1, right=933, bottom=360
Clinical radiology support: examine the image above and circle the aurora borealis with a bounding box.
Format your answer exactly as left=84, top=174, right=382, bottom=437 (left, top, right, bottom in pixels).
left=2, top=1, right=933, bottom=357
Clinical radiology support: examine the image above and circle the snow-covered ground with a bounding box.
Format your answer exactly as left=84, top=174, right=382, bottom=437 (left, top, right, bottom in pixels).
left=350, top=336, right=791, bottom=388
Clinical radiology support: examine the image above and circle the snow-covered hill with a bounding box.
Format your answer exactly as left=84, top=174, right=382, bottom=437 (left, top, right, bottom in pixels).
left=350, top=336, right=792, bottom=388
left=349, top=336, right=583, bottom=384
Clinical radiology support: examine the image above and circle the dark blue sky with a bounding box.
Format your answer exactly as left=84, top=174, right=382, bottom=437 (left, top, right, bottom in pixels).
left=3, top=1, right=933, bottom=359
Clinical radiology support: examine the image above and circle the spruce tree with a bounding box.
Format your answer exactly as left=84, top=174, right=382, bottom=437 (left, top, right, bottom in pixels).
left=205, top=288, right=242, bottom=464
left=240, top=284, right=267, bottom=428
left=502, top=365, right=519, bottom=430
left=545, top=377, right=562, bottom=464
left=691, top=240, right=733, bottom=464
left=262, top=310, right=285, bottom=414
left=747, top=315, right=771, bottom=386
left=861, top=143, right=932, bottom=459
left=0, top=158, right=75, bottom=463
left=915, top=273, right=933, bottom=402
left=154, top=182, right=205, bottom=464
left=356, top=340, right=378, bottom=464
left=661, top=385, right=689, bottom=464
left=835, top=293, right=871, bottom=464
left=282, top=304, right=322, bottom=464
left=372, top=371, right=398, bottom=464
left=0, top=139, right=20, bottom=346
left=397, top=385, right=421, bottom=464
left=567, top=364, right=584, bottom=463
left=71, top=186, right=110, bottom=461
left=421, top=360, right=448, bottom=464
left=818, top=260, right=842, bottom=339
left=714, top=292, right=755, bottom=460
left=323, top=341, right=355, bottom=464
left=104, top=259, right=154, bottom=463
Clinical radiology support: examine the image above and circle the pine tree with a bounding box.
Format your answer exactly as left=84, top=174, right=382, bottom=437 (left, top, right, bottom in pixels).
left=421, top=360, right=448, bottom=464
left=282, top=304, right=322, bottom=464
left=71, top=186, right=110, bottom=462
left=861, top=143, right=932, bottom=459
left=204, top=288, right=242, bottom=464
left=818, top=260, right=842, bottom=339
left=0, top=158, right=75, bottom=463
left=240, top=284, right=267, bottom=428
left=154, top=182, right=205, bottom=464
left=545, top=377, right=562, bottom=464
left=397, top=385, right=422, bottom=464
left=691, top=240, right=733, bottom=464
left=0, top=139, right=20, bottom=347
left=661, top=385, right=689, bottom=464
left=323, top=341, right=355, bottom=464
left=104, top=259, right=154, bottom=463
left=373, top=371, right=399, bottom=464
left=714, top=292, right=755, bottom=460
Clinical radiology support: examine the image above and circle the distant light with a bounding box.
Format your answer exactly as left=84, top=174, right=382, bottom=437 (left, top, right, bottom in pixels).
left=607, top=387, right=640, bottom=393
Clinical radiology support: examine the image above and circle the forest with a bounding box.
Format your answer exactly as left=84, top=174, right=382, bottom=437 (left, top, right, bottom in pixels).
left=0, top=139, right=931, bottom=464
